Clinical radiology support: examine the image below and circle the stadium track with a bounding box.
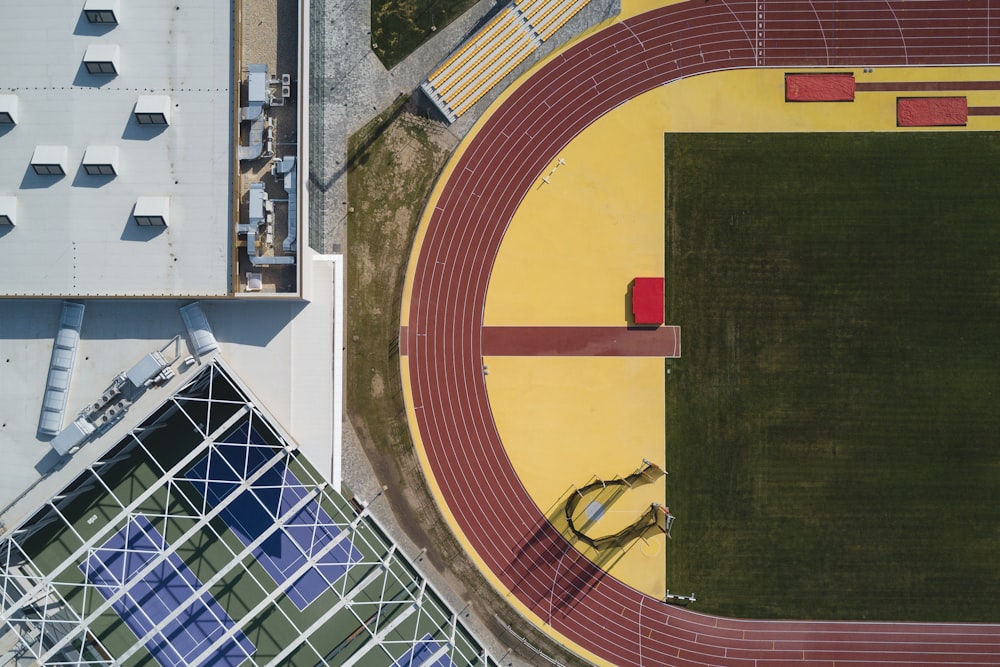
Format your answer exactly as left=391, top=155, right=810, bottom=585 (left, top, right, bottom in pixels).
left=404, top=1, right=1000, bottom=664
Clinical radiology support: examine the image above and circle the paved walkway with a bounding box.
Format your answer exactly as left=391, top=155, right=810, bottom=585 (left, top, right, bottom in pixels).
left=306, top=0, right=619, bottom=663
left=306, top=0, right=619, bottom=253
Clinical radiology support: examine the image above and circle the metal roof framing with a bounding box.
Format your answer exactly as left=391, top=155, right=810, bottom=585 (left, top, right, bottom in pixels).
left=0, top=359, right=495, bottom=667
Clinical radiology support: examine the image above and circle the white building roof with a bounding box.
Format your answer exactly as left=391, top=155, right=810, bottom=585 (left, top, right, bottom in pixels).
left=0, top=0, right=232, bottom=297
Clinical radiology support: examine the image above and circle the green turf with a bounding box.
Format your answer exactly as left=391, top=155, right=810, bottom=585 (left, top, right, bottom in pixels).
left=663, top=132, right=1000, bottom=622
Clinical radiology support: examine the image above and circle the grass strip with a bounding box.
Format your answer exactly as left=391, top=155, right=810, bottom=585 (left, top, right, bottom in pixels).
left=372, top=0, right=481, bottom=68
left=346, top=103, right=594, bottom=665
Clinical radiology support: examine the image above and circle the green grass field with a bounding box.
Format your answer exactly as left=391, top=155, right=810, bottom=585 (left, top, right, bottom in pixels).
left=663, top=132, right=1000, bottom=622
left=372, top=0, right=480, bottom=68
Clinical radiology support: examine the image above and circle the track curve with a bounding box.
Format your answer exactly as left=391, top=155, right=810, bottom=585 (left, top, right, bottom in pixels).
left=404, top=2, right=1000, bottom=665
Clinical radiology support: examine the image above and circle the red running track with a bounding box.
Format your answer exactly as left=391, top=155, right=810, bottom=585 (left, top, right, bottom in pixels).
left=480, top=326, right=682, bottom=357
left=404, top=2, right=1000, bottom=665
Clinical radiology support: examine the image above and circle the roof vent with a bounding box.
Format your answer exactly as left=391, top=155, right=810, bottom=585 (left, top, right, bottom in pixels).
left=134, top=95, right=170, bottom=126
left=134, top=196, right=169, bottom=227
left=0, top=95, right=17, bottom=125
left=83, top=44, right=120, bottom=75
left=0, top=196, right=15, bottom=226
left=83, top=0, right=120, bottom=24
left=31, top=146, right=69, bottom=176
left=82, top=146, right=119, bottom=176
left=247, top=63, right=269, bottom=105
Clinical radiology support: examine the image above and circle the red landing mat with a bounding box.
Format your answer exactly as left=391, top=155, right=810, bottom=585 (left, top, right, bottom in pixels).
left=632, top=277, right=664, bottom=326
left=786, top=73, right=856, bottom=102
left=897, top=96, right=968, bottom=126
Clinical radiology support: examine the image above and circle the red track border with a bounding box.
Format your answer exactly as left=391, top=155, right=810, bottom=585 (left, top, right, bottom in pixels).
left=404, top=2, right=1000, bottom=664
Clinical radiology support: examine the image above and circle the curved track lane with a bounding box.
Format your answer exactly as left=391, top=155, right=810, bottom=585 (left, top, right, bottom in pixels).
left=405, top=1, right=1000, bottom=664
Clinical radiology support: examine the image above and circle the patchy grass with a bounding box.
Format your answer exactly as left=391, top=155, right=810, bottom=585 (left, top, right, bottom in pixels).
left=372, top=0, right=481, bottom=68
left=664, top=132, right=1000, bottom=622
left=346, top=101, right=448, bottom=471
left=346, top=103, right=591, bottom=666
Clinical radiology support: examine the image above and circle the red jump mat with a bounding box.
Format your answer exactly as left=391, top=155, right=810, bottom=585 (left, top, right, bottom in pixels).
left=631, top=277, right=664, bottom=326
left=785, top=73, right=856, bottom=102
left=897, top=96, right=968, bottom=126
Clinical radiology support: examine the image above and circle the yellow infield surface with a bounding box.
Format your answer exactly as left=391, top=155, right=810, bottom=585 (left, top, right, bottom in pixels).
left=482, top=112, right=665, bottom=327
left=483, top=66, right=1000, bottom=329
left=400, top=6, right=1000, bottom=651
left=484, top=355, right=667, bottom=595
left=482, top=65, right=1000, bottom=602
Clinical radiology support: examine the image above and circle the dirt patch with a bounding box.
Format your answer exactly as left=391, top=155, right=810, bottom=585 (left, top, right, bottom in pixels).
left=346, top=99, right=594, bottom=666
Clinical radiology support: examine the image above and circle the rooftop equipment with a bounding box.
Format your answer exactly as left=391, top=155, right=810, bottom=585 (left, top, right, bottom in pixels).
left=134, top=95, right=171, bottom=126
left=134, top=196, right=169, bottom=226
left=274, top=157, right=298, bottom=254
left=39, top=302, right=85, bottom=436
left=179, top=302, right=218, bottom=356
left=238, top=64, right=273, bottom=161
left=82, top=146, right=119, bottom=176
left=237, top=183, right=293, bottom=265
left=0, top=94, right=18, bottom=125
left=269, top=73, right=292, bottom=107
left=79, top=372, right=127, bottom=420
left=83, top=44, right=120, bottom=75
left=125, top=351, right=169, bottom=388
left=83, top=0, right=120, bottom=24
left=49, top=417, right=96, bottom=456
left=31, top=146, right=69, bottom=176
left=49, top=337, right=181, bottom=456
left=0, top=196, right=15, bottom=226
left=248, top=63, right=268, bottom=107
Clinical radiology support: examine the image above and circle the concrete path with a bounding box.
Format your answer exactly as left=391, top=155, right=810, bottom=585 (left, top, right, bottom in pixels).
left=307, top=0, right=620, bottom=253
left=307, top=0, right=494, bottom=253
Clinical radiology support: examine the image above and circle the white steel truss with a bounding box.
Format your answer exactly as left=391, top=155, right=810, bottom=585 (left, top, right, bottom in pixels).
left=0, top=359, right=495, bottom=667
